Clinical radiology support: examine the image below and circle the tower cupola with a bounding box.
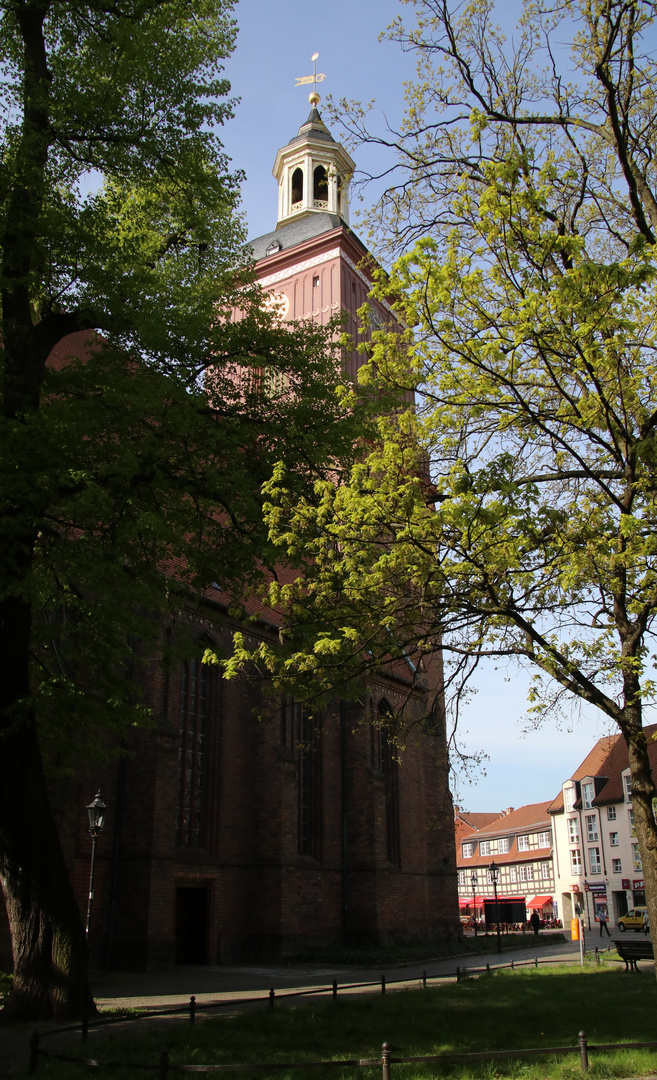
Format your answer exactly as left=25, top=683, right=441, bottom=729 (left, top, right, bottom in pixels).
left=272, top=98, right=355, bottom=228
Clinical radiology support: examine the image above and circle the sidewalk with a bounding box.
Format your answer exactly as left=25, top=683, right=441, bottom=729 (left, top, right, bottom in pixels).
left=0, top=935, right=588, bottom=1077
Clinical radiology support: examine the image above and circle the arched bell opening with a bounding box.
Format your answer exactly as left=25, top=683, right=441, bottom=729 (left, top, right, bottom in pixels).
left=291, top=167, right=303, bottom=206
left=313, top=164, right=328, bottom=205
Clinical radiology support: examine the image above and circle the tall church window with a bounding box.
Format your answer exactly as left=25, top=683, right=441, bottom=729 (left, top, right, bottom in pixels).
left=378, top=701, right=401, bottom=867
left=313, top=165, right=328, bottom=204
left=176, top=657, right=211, bottom=847
left=297, top=709, right=322, bottom=860
left=291, top=167, right=303, bottom=205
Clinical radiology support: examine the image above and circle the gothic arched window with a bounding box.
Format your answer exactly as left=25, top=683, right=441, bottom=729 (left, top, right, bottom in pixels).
left=291, top=167, right=303, bottom=205
left=297, top=708, right=322, bottom=860
left=176, top=655, right=212, bottom=847
left=378, top=700, right=401, bottom=867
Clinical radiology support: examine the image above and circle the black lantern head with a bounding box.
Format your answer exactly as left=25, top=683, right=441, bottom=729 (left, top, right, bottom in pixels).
left=86, top=791, right=107, bottom=837
left=489, top=860, right=499, bottom=882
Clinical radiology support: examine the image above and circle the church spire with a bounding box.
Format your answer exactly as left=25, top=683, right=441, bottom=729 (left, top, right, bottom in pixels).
left=272, top=57, right=355, bottom=228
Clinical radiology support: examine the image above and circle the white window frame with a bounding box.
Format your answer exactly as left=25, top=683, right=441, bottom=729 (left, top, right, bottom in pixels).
left=612, top=858, right=622, bottom=874
left=632, top=842, right=642, bottom=871
left=585, top=815, right=598, bottom=842
left=462, top=842, right=473, bottom=858
left=479, top=840, right=491, bottom=857
left=509, top=866, right=517, bottom=882
left=624, top=773, right=633, bottom=801
left=609, top=832, right=619, bottom=847
left=517, top=835, right=530, bottom=852
left=588, top=847, right=601, bottom=874
left=570, top=848, right=582, bottom=875
left=497, top=837, right=509, bottom=854
left=607, top=806, right=617, bottom=821
left=567, top=818, right=579, bottom=844
left=541, top=861, right=551, bottom=880
left=565, top=786, right=576, bottom=812
left=582, top=782, right=594, bottom=809
left=537, top=831, right=551, bottom=848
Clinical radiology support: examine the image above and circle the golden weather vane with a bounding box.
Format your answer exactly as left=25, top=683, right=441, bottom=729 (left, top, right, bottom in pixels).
left=295, top=52, right=326, bottom=105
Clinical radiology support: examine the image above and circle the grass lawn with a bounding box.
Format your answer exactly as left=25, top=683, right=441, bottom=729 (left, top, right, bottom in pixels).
left=27, top=960, right=657, bottom=1079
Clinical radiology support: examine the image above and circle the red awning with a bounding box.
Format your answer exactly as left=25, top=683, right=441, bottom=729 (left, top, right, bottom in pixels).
left=526, top=895, right=553, bottom=908
left=459, top=897, right=485, bottom=907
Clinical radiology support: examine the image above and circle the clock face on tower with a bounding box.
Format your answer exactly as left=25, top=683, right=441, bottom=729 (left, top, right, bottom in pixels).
left=264, top=291, right=290, bottom=322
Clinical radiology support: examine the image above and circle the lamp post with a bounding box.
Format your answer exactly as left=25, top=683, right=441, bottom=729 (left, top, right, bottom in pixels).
left=85, top=791, right=107, bottom=941
left=489, top=861, right=501, bottom=954
left=471, top=871, right=478, bottom=937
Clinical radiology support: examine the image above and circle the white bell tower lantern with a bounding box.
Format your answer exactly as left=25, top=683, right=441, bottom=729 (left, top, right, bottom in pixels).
left=272, top=89, right=355, bottom=228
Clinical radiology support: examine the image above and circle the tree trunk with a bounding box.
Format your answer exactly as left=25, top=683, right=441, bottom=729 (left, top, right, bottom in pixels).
left=621, top=715, right=657, bottom=975
left=0, top=589, right=93, bottom=1021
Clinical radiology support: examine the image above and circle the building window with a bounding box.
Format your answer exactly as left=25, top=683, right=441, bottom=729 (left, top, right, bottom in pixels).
left=629, top=809, right=636, bottom=837
left=565, top=786, right=577, bottom=812
left=537, top=831, right=551, bottom=848
left=582, top=782, right=594, bottom=809
left=380, top=702, right=401, bottom=867
left=509, top=866, right=517, bottom=882
left=568, top=818, right=579, bottom=844
left=585, top=815, right=598, bottom=841
left=588, top=847, right=601, bottom=874
left=607, top=806, right=617, bottom=820
left=570, top=849, right=582, bottom=875
left=518, top=835, right=530, bottom=851
left=458, top=871, right=465, bottom=886
left=176, top=657, right=212, bottom=848
left=632, top=842, right=642, bottom=871
left=612, top=858, right=622, bottom=873
left=541, top=862, right=551, bottom=880
left=297, top=710, right=322, bottom=860
left=312, top=274, right=320, bottom=287
left=479, top=840, right=491, bottom=856
left=624, top=773, right=632, bottom=801
left=609, top=832, right=619, bottom=847
left=497, top=837, right=510, bottom=854
left=313, top=164, right=328, bottom=202
left=462, top=842, right=473, bottom=858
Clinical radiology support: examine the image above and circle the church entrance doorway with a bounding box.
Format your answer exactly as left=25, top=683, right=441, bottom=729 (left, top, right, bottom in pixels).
left=175, top=886, right=208, bottom=964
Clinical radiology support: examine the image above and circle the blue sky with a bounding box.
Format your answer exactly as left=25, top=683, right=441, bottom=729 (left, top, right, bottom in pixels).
left=221, top=0, right=623, bottom=813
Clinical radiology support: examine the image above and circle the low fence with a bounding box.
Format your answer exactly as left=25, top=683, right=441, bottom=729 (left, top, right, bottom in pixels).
left=27, top=945, right=637, bottom=1076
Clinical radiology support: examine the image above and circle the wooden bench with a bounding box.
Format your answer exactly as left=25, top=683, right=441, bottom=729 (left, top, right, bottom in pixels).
left=615, top=938, right=655, bottom=972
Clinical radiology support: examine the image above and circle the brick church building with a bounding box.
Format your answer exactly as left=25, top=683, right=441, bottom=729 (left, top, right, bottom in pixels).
left=1, top=103, right=459, bottom=972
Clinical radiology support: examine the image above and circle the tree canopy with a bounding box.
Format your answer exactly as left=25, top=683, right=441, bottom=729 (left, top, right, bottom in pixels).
left=238, top=0, right=657, bottom=960
left=0, top=0, right=362, bottom=1020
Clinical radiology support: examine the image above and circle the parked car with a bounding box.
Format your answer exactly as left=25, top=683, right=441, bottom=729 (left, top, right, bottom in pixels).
left=617, top=906, right=648, bottom=932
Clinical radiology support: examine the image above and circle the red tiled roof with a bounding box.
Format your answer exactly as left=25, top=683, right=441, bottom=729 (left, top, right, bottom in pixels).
left=473, top=802, right=552, bottom=836
left=547, top=724, right=657, bottom=813
left=456, top=802, right=554, bottom=869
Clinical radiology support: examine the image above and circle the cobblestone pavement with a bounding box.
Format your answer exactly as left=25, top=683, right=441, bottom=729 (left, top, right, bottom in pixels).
left=0, top=935, right=616, bottom=1077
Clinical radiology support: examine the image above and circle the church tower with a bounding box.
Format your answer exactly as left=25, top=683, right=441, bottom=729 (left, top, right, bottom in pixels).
left=247, top=94, right=388, bottom=381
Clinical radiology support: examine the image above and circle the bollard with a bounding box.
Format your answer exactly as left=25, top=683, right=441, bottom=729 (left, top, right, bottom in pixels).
left=382, top=1042, right=391, bottom=1080
left=595, top=947, right=600, bottom=965
left=159, top=1048, right=170, bottom=1080
left=535, top=956, right=538, bottom=968
left=579, top=1031, right=589, bottom=1072
left=29, top=1032, right=40, bottom=1074
left=381, top=974, right=386, bottom=995
left=511, top=959, right=514, bottom=970
left=456, top=966, right=460, bottom=983
left=190, top=995, right=196, bottom=1025
left=269, top=987, right=275, bottom=1010
left=333, top=980, right=338, bottom=1000
left=486, top=963, right=490, bottom=975
left=81, top=1006, right=89, bottom=1041
left=422, top=970, right=427, bottom=989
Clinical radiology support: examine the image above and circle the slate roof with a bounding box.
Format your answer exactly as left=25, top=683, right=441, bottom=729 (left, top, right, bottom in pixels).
left=546, top=724, right=657, bottom=813
left=247, top=212, right=344, bottom=262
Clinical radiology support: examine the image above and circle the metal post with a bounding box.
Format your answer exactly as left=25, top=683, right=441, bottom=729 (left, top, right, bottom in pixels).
left=580, top=918, right=585, bottom=966
left=382, top=1042, right=391, bottom=1080
left=422, top=970, right=427, bottom=989
left=456, top=965, right=460, bottom=983
left=381, top=974, right=386, bottom=995
left=269, top=987, right=275, bottom=1009
left=333, top=980, right=338, bottom=1000
left=190, top=995, right=196, bottom=1024
left=159, top=1048, right=170, bottom=1080
left=471, top=872, right=478, bottom=937
left=579, top=1031, right=589, bottom=1071
left=85, top=832, right=97, bottom=940
left=511, top=959, right=514, bottom=970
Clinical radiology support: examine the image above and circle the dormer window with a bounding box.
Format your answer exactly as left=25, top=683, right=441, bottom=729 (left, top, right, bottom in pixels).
left=291, top=167, right=303, bottom=205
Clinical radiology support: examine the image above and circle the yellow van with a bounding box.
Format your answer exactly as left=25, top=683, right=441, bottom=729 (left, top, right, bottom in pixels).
left=617, top=906, right=648, bottom=932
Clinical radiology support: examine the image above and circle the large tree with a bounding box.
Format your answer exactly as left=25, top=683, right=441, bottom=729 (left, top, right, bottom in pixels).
left=235, top=0, right=657, bottom=959
left=0, top=0, right=361, bottom=1020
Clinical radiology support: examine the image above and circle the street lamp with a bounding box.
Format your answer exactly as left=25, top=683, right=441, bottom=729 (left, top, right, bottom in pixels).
left=489, top=861, right=501, bottom=954
left=85, top=791, right=107, bottom=941
left=471, top=871, right=478, bottom=937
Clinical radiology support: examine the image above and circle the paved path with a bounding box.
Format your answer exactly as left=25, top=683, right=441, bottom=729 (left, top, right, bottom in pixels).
left=0, top=935, right=609, bottom=1077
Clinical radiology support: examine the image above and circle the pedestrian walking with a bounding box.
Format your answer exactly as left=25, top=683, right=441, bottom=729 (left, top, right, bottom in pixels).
left=530, top=911, right=541, bottom=936
left=598, top=908, right=610, bottom=937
